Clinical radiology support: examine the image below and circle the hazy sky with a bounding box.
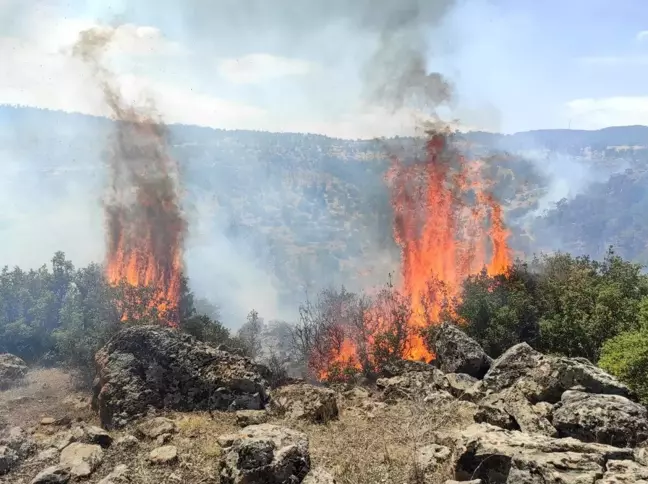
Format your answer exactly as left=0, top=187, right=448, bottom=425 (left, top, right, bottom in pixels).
left=1, top=0, right=647, bottom=137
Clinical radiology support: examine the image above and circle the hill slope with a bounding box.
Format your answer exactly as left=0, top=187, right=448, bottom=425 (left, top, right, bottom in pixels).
left=1, top=104, right=647, bottom=321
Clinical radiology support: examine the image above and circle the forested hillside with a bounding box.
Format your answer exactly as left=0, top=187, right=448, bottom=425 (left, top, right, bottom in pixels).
left=2, top=105, right=648, bottom=319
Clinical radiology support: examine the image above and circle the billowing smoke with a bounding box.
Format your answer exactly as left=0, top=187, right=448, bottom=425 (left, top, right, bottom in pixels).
left=72, top=27, right=187, bottom=325
left=358, top=0, right=455, bottom=112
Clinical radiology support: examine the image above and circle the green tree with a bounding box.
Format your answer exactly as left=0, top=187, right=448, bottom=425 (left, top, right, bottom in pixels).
left=451, top=262, right=541, bottom=357
left=535, top=249, right=648, bottom=360
left=452, top=249, right=648, bottom=361
left=237, top=309, right=264, bottom=359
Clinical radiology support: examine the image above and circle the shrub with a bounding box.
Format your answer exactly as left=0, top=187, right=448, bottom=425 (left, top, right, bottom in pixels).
left=599, top=329, right=648, bottom=404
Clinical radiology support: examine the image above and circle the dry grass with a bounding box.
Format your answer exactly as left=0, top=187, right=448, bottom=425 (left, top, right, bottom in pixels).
left=277, top=396, right=475, bottom=484
left=1, top=368, right=476, bottom=483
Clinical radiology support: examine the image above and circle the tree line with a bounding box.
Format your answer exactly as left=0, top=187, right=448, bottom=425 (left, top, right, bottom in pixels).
left=290, top=248, right=648, bottom=402
left=0, top=251, right=270, bottom=385
left=3, top=248, right=648, bottom=403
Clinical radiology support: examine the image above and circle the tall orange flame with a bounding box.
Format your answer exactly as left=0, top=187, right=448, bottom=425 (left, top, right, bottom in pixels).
left=104, top=119, right=186, bottom=327
left=73, top=26, right=187, bottom=327
left=317, top=130, right=511, bottom=379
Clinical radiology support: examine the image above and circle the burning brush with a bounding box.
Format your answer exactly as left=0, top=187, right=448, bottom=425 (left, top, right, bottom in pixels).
left=315, top=128, right=511, bottom=379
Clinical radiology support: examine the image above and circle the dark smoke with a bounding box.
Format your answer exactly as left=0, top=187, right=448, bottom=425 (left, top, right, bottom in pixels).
left=72, top=27, right=187, bottom=305
left=360, top=0, right=455, bottom=112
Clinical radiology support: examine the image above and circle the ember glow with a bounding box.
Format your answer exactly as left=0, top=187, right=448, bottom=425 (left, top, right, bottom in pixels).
left=317, top=129, right=511, bottom=378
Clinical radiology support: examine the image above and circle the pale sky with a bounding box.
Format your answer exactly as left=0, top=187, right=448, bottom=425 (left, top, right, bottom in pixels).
left=1, top=0, right=647, bottom=138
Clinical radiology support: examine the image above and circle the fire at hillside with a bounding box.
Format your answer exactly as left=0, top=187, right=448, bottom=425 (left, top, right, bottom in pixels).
left=73, top=27, right=187, bottom=326
left=315, top=128, right=511, bottom=379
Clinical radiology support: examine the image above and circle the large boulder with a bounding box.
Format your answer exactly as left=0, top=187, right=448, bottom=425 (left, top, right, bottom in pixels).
left=553, top=391, right=648, bottom=447
left=0, top=353, right=28, bottom=389
left=93, top=325, right=270, bottom=428
left=474, top=387, right=557, bottom=437
left=480, top=343, right=543, bottom=393
left=482, top=343, right=630, bottom=403
left=269, top=384, right=338, bottom=424
left=516, top=356, right=631, bottom=403
left=432, top=323, right=492, bottom=378
left=377, top=369, right=451, bottom=403
left=435, top=423, right=640, bottom=483
left=218, top=424, right=311, bottom=484
left=59, top=443, right=103, bottom=478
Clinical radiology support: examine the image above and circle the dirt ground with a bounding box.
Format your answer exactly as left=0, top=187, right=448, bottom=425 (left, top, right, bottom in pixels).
left=0, top=368, right=96, bottom=431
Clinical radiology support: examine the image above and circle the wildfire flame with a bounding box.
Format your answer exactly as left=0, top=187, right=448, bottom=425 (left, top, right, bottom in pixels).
left=73, top=27, right=187, bottom=326
left=317, top=129, right=511, bottom=379
left=104, top=118, right=186, bottom=326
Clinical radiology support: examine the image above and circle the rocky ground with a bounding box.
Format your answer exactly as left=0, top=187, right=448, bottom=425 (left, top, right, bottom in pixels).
left=1, top=324, right=648, bottom=483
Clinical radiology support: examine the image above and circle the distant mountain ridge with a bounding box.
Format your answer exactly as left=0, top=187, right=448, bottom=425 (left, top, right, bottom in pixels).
left=2, top=104, right=647, bottom=148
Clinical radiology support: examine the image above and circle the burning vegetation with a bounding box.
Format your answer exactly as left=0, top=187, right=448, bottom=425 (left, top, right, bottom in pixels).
left=73, top=28, right=187, bottom=326
left=298, top=128, right=512, bottom=380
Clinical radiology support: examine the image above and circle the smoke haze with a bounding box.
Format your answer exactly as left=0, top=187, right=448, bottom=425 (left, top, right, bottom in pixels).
left=1, top=1, right=646, bottom=326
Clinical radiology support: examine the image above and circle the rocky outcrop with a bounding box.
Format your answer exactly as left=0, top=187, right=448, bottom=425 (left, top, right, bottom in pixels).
left=599, top=459, right=648, bottom=483
left=414, top=444, right=453, bottom=481
left=475, top=387, right=558, bottom=437
left=436, top=423, right=642, bottom=483
left=480, top=343, right=543, bottom=393
left=432, top=323, right=492, bottom=378
left=269, top=384, right=339, bottom=424
left=468, top=338, right=641, bottom=448
left=377, top=369, right=451, bottom=403
left=218, top=424, right=311, bottom=484
left=553, top=391, right=648, bottom=447
left=482, top=343, right=630, bottom=402
left=0, top=353, right=27, bottom=389
left=93, top=325, right=271, bottom=428
left=443, top=373, right=481, bottom=400
left=381, top=359, right=440, bottom=377
left=0, top=426, right=36, bottom=475
left=1, top=426, right=36, bottom=460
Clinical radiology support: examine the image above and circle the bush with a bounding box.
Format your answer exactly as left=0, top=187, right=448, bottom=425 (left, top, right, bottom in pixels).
left=534, top=249, right=648, bottom=360
left=452, top=263, right=541, bottom=357
left=179, top=314, right=232, bottom=346
left=453, top=249, right=648, bottom=361
left=599, top=329, right=648, bottom=404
